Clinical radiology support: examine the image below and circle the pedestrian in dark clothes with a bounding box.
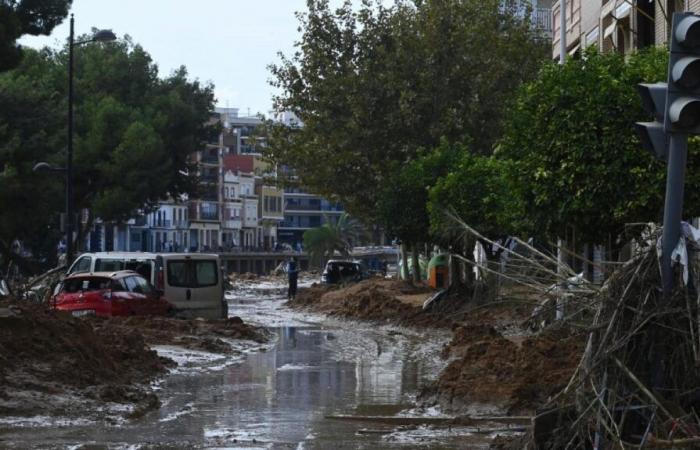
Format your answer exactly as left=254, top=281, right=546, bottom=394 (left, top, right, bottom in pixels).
left=287, top=257, right=299, bottom=300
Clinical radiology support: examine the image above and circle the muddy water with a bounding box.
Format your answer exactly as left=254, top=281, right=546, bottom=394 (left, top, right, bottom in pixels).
left=0, top=282, right=521, bottom=449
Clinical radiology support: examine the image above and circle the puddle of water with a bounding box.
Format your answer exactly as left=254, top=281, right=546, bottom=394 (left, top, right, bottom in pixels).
left=0, top=281, right=521, bottom=448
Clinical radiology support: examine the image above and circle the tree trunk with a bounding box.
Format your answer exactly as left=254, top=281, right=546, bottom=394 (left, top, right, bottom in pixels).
left=449, top=251, right=460, bottom=288
left=400, top=244, right=409, bottom=281
left=411, top=244, right=421, bottom=285
left=556, top=238, right=566, bottom=321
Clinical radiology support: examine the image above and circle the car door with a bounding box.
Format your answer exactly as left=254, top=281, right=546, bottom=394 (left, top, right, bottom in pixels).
left=134, top=275, right=160, bottom=315
left=123, top=276, right=147, bottom=315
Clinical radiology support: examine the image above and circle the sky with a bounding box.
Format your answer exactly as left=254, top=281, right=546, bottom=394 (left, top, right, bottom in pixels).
left=19, top=0, right=314, bottom=117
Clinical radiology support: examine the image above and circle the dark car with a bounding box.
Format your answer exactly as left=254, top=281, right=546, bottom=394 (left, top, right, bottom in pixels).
left=321, top=260, right=367, bottom=284
left=51, top=271, right=172, bottom=317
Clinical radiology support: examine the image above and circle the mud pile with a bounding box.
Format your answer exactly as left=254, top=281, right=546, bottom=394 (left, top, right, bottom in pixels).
left=290, top=279, right=454, bottom=327
left=91, top=315, right=268, bottom=354
left=0, top=302, right=169, bottom=420
left=422, top=325, right=584, bottom=415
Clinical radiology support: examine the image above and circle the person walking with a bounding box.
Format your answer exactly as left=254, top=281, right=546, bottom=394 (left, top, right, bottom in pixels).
left=287, top=256, right=299, bottom=300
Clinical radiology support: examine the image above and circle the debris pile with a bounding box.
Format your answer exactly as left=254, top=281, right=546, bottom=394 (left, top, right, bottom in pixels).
left=533, top=244, right=700, bottom=448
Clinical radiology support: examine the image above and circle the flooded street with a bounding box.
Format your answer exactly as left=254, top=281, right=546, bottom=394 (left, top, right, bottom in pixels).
left=0, top=281, right=520, bottom=449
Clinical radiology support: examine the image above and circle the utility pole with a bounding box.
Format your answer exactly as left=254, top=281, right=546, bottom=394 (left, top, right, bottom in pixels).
left=556, top=0, right=567, bottom=320
left=560, top=0, right=567, bottom=66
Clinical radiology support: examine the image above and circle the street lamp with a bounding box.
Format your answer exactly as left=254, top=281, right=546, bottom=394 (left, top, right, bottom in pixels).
left=65, top=15, right=116, bottom=264
left=35, top=15, right=116, bottom=266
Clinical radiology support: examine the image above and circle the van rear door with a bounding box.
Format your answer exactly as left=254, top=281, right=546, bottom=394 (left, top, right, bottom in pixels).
left=163, top=255, right=222, bottom=319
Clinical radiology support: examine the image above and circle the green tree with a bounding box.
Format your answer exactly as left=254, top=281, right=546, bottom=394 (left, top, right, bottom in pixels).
left=267, top=0, right=548, bottom=221
left=497, top=47, right=680, bottom=245
left=377, top=140, right=458, bottom=282
left=0, top=0, right=72, bottom=71
left=0, top=39, right=216, bottom=271
left=428, top=148, right=524, bottom=241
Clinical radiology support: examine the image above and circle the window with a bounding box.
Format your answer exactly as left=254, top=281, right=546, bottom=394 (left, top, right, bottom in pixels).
left=95, top=258, right=124, bottom=272
left=124, top=276, right=139, bottom=293
left=70, top=256, right=92, bottom=274
left=63, top=276, right=110, bottom=293
left=167, top=260, right=218, bottom=288
left=133, top=276, right=153, bottom=295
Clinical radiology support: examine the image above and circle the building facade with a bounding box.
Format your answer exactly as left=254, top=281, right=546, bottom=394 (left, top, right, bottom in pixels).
left=553, top=0, right=700, bottom=59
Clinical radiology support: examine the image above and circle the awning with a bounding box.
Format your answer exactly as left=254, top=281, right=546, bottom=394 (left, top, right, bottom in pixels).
left=615, top=2, right=632, bottom=20
left=586, top=26, right=600, bottom=46
left=604, top=22, right=616, bottom=39
left=569, top=42, right=581, bottom=56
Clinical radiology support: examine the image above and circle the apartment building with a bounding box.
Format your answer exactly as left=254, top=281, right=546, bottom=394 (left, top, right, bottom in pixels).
left=553, top=0, right=700, bottom=59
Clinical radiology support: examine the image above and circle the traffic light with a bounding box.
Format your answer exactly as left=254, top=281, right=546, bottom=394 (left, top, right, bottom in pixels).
left=665, top=13, right=700, bottom=134
left=636, top=83, right=669, bottom=161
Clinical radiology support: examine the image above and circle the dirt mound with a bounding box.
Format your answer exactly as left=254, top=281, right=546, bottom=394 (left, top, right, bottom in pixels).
left=90, top=315, right=268, bottom=354
left=0, top=302, right=170, bottom=420
left=289, top=279, right=454, bottom=327
left=421, top=325, right=584, bottom=415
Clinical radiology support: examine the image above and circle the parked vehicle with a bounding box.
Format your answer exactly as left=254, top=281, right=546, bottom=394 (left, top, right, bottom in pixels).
left=52, top=271, right=172, bottom=317
left=65, top=252, right=226, bottom=319
left=321, top=260, right=367, bottom=284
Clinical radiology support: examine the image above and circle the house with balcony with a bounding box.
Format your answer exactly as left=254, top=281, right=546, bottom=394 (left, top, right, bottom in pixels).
left=552, top=0, right=696, bottom=60
left=278, top=186, right=345, bottom=249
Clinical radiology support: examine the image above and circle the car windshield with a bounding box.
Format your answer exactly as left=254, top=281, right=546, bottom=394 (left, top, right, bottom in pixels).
left=327, top=262, right=359, bottom=275
left=62, top=277, right=111, bottom=293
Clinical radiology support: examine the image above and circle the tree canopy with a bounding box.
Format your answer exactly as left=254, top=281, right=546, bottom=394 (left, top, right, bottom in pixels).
left=0, top=0, right=72, bottom=71
left=0, top=38, right=216, bottom=268
left=497, top=47, right=700, bottom=244
left=266, top=0, right=549, bottom=220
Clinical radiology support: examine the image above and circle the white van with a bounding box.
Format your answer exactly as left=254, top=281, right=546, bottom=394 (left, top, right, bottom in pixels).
left=66, top=252, right=226, bottom=319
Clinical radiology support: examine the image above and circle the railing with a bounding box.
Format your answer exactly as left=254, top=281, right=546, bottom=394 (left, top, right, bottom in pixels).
left=199, top=173, right=218, bottom=183
left=533, top=7, right=551, bottom=32
left=200, top=155, right=219, bottom=164
left=154, top=219, right=172, bottom=228
left=188, top=202, right=219, bottom=221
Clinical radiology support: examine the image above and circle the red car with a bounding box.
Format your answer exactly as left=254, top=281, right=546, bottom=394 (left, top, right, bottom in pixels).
left=52, top=271, right=172, bottom=317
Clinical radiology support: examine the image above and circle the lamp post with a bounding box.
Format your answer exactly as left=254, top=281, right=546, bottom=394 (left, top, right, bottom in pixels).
left=34, top=16, right=115, bottom=266
left=65, top=15, right=116, bottom=264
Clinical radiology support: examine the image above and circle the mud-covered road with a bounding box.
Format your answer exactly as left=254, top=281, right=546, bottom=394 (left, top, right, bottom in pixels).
left=0, top=279, right=525, bottom=449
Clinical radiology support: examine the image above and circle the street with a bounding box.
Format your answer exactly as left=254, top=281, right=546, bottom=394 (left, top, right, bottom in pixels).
left=0, top=279, right=526, bottom=449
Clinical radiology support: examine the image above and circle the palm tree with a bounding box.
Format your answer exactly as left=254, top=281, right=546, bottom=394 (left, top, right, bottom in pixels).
left=303, top=213, right=364, bottom=268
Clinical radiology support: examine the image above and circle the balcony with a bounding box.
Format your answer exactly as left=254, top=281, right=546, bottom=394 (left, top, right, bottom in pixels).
left=154, top=219, right=172, bottom=228
left=533, top=7, right=551, bottom=33
left=199, top=173, right=218, bottom=184
left=189, top=202, right=219, bottom=222
left=223, top=219, right=242, bottom=230
left=200, top=154, right=219, bottom=165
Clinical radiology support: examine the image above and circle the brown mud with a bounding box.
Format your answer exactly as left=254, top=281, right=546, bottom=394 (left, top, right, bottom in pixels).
left=289, top=278, right=584, bottom=417
left=0, top=301, right=267, bottom=424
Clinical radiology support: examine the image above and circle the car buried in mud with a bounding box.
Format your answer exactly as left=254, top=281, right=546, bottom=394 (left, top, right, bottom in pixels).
left=51, top=271, right=173, bottom=317
left=321, top=259, right=368, bottom=284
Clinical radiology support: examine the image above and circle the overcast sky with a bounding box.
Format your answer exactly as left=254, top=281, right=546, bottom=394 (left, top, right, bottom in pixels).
left=19, top=0, right=316, bottom=116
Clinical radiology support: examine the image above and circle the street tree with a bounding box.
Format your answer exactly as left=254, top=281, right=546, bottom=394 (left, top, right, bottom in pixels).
left=377, top=140, right=458, bottom=283
left=0, top=40, right=216, bottom=271
left=496, top=47, right=700, bottom=248
left=0, top=0, right=72, bottom=71
left=267, top=0, right=548, bottom=221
